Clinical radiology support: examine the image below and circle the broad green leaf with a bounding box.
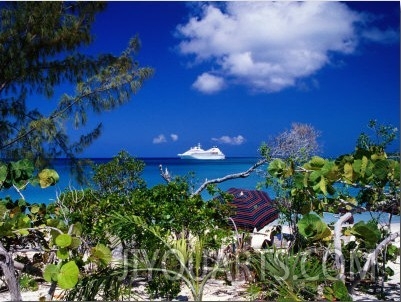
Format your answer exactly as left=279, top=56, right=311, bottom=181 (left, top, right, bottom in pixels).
left=30, top=205, right=40, bottom=214
left=304, top=156, right=326, bottom=170
left=319, top=177, right=328, bottom=195
left=0, top=164, right=7, bottom=182
left=324, top=280, right=352, bottom=301
left=373, top=160, right=389, bottom=181
left=268, top=159, right=287, bottom=178
left=71, top=222, right=83, bottom=236
left=58, top=261, right=79, bottom=289
left=90, top=243, right=112, bottom=266
left=38, top=169, right=60, bottom=188
left=55, top=234, right=72, bottom=248
left=360, top=156, right=368, bottom=177
left=297, top=213, right=331, bottom=242
left=17, top=229, right=29, bottom=236
left=343, top=163, right=353, bottom=183
left=309, top=170, right=321, bottom=183
left=350, top=221, right=381, bottom=249
left=69, top=237, right=81, bottom=249
left=56, top=248, right=69, bottom=260
left=43, top=264, right=59, bottom=282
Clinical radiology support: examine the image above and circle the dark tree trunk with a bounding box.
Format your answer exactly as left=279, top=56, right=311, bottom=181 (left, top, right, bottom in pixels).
left=0, top=243, right=22, bottom=301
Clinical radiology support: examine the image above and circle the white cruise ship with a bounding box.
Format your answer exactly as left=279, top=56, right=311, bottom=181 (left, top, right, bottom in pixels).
left=178, top=143, right=225, bottom=160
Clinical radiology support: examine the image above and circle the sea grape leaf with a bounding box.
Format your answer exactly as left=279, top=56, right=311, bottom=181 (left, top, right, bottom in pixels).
left=349, top=221, right=381, bottom=249
left=293, top=173, right=306, bottom=189
left=343, top=163, right=353, bottom=183
left=69, top=237, right=82, bottom=249
left=43, top=264, right=59, bottom=282
left=373, top=160, right=390, bottom=181
left=324, top=280, right=352, bottom=301
left=17, top=229, right=29, bottom=236
left=297, top=213, right=331, bottom=242
left=0, top=164, right=7, bottom=183
left=89, top=243, right=112, bottom=266
left=30, top=205, right=40, bottom=214
left=71, top=222, right=83, bottom=236
left=304, top=156, right=326, bottom=170
left=38, top=169, right=60, bottom=188
left=56, top=248, right=69, bottom=260
left=58, top=261, right=79, bottom=289
left=268, top=159, right=287, bottom=178
left=309, top=170, right=321, bottom=183
left=55, top=234, right=72, bottom=248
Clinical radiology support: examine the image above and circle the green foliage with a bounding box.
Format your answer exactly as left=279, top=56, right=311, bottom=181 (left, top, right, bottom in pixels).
left=0, top=159, right=58, bottom=192
left=349, top=220, right=381, bottom=249
left=55, top=234, right=73, bottom=248
left=19, top=273, right=39, bottom=292
left=249, top=248, right=330, bottom=301
left=37, top=169, right=60, bottom=188
left=112, top=214, right=227, bottom=301
left=259, top=120, right=399, bottom=299
left=356, top=119, right=398, bottom=151
left=0, top=159, right=114, bottom=297
left=323, top=280, right=352, bottom=301
left=0, top=2, right=154, bottom=183
left=44, top=261, right=79, bottom=290
left=92, top=150, right=146, bottom=195
left=146, top=274, right=181, bottom=301
left=297, top=213, right=331, bottom=243
left=89, top=243, right=112, bottom=267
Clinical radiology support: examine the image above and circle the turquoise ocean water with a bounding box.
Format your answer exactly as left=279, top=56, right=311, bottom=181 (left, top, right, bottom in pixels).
left=1, top=157, right=266, bottom=203
left=1, top=157, right=399, bottom=224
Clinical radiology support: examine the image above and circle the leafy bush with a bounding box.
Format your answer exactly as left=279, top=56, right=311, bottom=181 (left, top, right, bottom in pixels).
left=146, top=273, right=181, bottom=301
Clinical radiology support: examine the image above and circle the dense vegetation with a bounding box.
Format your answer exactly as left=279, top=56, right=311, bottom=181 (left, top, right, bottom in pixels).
left=0, top=121, right=399, bottom=301
left=0, top=3, right=399, bottom=301
left=0, top=2, right=153, bottom=183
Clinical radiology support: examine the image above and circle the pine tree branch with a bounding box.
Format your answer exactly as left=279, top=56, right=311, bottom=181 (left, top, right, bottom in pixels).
left=0, top=73, right=134, bottom=151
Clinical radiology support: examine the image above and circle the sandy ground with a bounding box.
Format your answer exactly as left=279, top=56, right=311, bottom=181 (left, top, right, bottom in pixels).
left=0, top=223, right=399, bottom=301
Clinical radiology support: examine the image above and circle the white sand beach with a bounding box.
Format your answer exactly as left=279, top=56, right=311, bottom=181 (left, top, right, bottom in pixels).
left=0, top=223, right=399, bottom=301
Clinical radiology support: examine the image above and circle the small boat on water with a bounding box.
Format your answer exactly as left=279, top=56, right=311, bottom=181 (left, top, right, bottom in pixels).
left=178, top=143, right=225, bottom=160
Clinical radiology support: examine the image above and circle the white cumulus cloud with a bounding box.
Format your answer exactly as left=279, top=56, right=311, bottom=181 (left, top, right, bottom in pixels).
left=176, top=2, right=397, bottom=93
left=212, top=135, right=246, bottom=145
left=153, top=133, right=179, bottom=144
left=192, top=72, right=225, bottom=94
left=170, top=133, right=179, bottom=141
left=153, top=134, right=167, bottom=144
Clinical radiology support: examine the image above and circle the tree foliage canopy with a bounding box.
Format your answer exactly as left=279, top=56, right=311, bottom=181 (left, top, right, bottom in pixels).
left=0, top=2, right=153, bottom=181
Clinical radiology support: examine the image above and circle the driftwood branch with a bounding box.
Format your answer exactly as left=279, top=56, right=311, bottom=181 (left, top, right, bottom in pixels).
left=348, top=231, right=400, bottom=293
left=191, top=158, right=268, bottom=197
left=0, top=242, right=22, bottom=301
left=159, top=164, right=172, bottom=183
left=334, top=212, right=353, bottom=281
left=13, top=184, right=26, bottom=200
left=159, top=158, right=268, bottom=197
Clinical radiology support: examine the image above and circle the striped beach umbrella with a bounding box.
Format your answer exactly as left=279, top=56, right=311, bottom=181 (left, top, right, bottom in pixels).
left=225, top=188, right=279, bottom=232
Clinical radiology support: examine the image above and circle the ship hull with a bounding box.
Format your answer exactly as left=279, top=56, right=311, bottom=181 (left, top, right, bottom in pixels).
left=179, top=153, right=225, bottom=160
left=178, top=143, right=225, bottom=160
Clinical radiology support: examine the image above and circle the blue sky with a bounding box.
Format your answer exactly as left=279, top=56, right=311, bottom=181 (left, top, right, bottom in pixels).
left=67, top=1, right=399, bottom=158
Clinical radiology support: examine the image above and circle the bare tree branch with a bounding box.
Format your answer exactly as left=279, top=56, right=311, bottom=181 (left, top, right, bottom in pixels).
left=191, top=158, right=268, bottom=197
left=159, top=158, right=268, bottom=197
left=334, top=212, right=353, bottom=281
left=159, top=164, right=172, bottom=183
left=348, top=231, right=400, bottom=293
left=0, top=242, right=22, bottom=301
